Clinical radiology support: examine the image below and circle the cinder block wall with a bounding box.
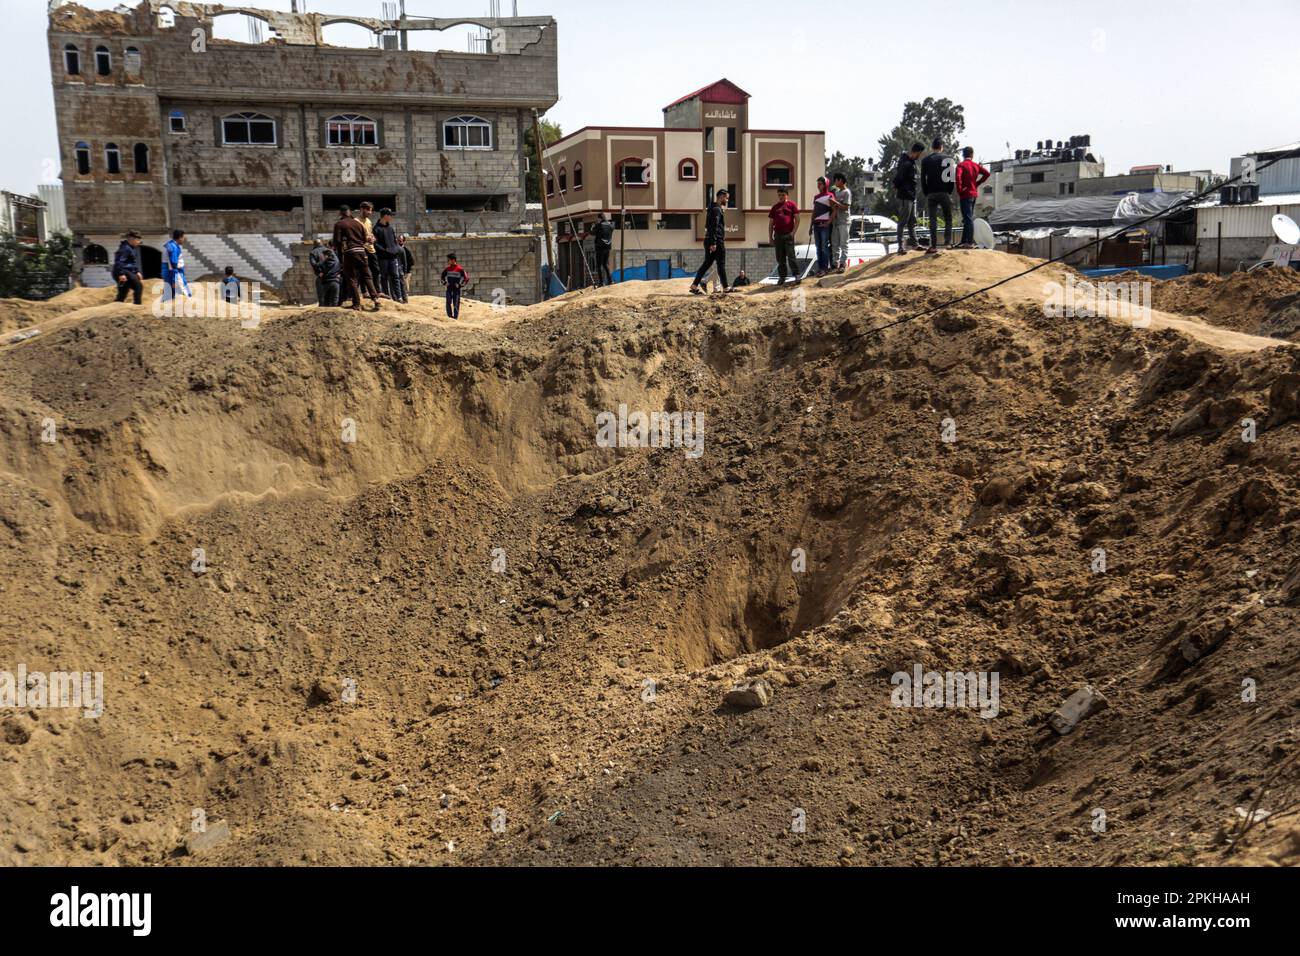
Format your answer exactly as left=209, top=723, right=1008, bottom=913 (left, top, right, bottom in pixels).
left=283, top=235, right=541, bottom=306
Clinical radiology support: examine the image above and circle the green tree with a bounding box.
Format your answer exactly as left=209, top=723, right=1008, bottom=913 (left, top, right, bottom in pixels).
left=524, top=117, right=563, bottom=204
left=0, top=230, right=75, bottom=300
left=875, top=97, right=966, bottom=206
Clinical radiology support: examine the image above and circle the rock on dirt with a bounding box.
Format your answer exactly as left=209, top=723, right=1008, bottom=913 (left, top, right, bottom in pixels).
left=724, top=680, right=772, bottom=710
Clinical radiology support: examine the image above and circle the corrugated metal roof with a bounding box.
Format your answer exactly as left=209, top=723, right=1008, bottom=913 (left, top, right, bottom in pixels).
left=1193, top=192, right=1300, bottom=208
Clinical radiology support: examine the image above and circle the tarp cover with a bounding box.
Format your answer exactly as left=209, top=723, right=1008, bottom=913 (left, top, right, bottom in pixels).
left=989, top=191, right=1191, bottom=233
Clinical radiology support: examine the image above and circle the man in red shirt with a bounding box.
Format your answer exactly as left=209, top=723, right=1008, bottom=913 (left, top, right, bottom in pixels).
left=440, top=253, right=469, bottom=319
left=955, top=147, right=991, bottom=248
left=768, top=187, right=801, bottom=285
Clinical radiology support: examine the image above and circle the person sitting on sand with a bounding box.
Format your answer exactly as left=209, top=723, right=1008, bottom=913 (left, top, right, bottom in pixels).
left=731, top=270, right=750, bottom=289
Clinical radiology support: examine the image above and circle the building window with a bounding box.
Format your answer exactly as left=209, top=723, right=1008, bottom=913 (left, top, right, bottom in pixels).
left=546, top=172, right=554, bottom=197
left=558, top=167, right=567, bottom=193
left=726, top=127, right=737, bottom=153
left=105, top=143, right=121, bottom=175
left=573, top=162, right=583, bottom=190
left=134, top=143, right=150, bottom=174
left=63, top=44, right=80, bottom=75
left=124, top=46, right=141, bottom=74
left=616, top=158, right=647, bottom=186
left=704, top=129, right=714, bottom=153
left=326, top=113, right=377, bottom=147
left=763, top=161, right=793, bottom=188
left=169, top=110, right=186, bottom=133
left=83, top=244, right=108, bottom=265
left=222, top=112, right=277, bottom=146
left=659, top=214, right=693, bottom=230
left=95, top=45, right=111, bottom=76
left=1029, top=172, right=1045, bottom=183
left=443, top=115, right=492, bottom=150
left=74, top=141, right=91, bottom=176
left=679, top=159, right=698, bottom=180
left=727, top=183, right=736, bottom=208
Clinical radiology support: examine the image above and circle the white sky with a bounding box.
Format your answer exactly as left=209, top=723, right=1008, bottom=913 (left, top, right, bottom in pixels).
left=4, top=0, right=1298, bottom=195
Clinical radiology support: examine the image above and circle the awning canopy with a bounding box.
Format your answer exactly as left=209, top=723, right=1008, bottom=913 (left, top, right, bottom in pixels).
left=989, top=191, right=1192, bottom=233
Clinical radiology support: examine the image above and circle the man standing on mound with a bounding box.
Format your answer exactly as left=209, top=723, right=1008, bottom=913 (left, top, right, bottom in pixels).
left=332, top=206, right=381, bottom=312
left=441, top=253, right=468, bottom=319
left=690, top=188, right=729, bottom=295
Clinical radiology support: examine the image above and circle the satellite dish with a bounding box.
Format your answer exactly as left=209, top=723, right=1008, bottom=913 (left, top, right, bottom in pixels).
left=1272, top=214, right=1300, bottom=246
left=973, top=219, right=995, bottom=250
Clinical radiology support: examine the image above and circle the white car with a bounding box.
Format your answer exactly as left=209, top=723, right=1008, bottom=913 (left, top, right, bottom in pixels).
left=758, top=241, right=888, bottom=285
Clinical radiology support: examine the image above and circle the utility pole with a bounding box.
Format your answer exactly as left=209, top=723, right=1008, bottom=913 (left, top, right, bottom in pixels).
left=532, top=111, right=555, bottom=287
left=619, top=175, right=626, bottom=283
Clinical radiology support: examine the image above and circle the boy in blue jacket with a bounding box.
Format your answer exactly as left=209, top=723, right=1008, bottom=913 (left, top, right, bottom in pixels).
left=162, top=229, right=191, bottom=301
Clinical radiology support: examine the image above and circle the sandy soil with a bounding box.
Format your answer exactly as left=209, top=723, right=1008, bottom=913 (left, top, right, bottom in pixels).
left=2, top=251, right=1299, bottom=867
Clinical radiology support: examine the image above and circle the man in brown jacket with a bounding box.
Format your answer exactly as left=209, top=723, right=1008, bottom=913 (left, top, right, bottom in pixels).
left=332, top=206, right=380, bottom=311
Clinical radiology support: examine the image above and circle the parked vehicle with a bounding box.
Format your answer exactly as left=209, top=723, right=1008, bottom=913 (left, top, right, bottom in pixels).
left=758, top=240, right=887, bottom=285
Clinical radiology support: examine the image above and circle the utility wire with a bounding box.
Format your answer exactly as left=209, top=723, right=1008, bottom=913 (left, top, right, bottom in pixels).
left=849, top=147, right=1300, bottom=342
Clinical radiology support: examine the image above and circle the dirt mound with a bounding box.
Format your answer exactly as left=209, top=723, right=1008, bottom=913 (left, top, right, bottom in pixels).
left=1109, top=268, right=1300, bottom=340
left=3, top=250, right=1299, bottom=867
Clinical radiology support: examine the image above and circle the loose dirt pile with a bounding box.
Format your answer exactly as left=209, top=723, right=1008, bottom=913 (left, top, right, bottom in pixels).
left=1110, top=268, right=1300, bottom=341
left=2, top=250, right=1298, bottom=867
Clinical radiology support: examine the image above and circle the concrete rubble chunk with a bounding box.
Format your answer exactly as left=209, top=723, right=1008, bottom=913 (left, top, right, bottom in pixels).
left=724, top=679, right=771, bottom=710
left=1050, top=685, right=1108, bottom=735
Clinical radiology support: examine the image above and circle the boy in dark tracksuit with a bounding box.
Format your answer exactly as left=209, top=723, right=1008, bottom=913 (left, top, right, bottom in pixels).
left=893, top=143, right=923, bottom=252
left=689, top=189, right=729, bottom=294
left=441, top=253, right=468, bottom=319
left=112, top=231, right=143, bottom=304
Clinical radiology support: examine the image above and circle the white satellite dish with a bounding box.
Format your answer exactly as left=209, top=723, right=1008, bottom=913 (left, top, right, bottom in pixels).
left=1272, top=214, right=1300, bottom=246
left=973, top=218, right=995, bottom=250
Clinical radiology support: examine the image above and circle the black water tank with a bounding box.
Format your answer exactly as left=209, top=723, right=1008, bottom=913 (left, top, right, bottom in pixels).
left=1219, top=185, right=1239, bottom=205
left=1239, top=184, right=1259, bottom=204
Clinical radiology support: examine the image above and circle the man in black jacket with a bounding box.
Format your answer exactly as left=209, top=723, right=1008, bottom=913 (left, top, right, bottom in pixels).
left=373, top=209, right=407, bottom=303
left=892, top=143, right=924, bottom=253
left=310, top=240, right=343, bottom=307
left=921, top=138, right=955, bottom=253
left=689, top=189, right=729, bottom=295
left=112, top=231, right=144, bottom=304
left=590, top=214, right=614, bottom=287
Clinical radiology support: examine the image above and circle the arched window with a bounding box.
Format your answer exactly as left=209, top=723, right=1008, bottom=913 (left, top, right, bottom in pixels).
left=95, top=45, right=111, bottom=76
left=74, top=141, right=91, bottom=176
left=558, top=166, right=567, bottom=193
left=678, top=158, right=699, bottom=181
left=221, top=112, right=276, bottom=146
left=63, top=44, right=80, bottom=75
left=133, top=143, right=150, bottom=174
left=105, top=143, right=121, bottom=175
left=326, top=113, right=377, bottom=147
left=762, top=160, right=794, bottom=188
left=616, top=157, right=648, bottom=187
left=545, top=172, right=554, bottom=197
left=443, top=115, right=491, bottom=150
left=83, top=244, right=108, bottom=265
left=124, top=46, right=141, bottom=74
left=573, top=162, right=583, bottom=190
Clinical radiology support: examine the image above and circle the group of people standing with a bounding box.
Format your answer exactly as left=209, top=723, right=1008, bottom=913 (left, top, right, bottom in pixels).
left=110, top=229, right=238, bottom=305
left=892, top=139, right=991, bottom=252
left=319, top=202, right=411, bottom=311
left=316, top=204, right=469, bottom=318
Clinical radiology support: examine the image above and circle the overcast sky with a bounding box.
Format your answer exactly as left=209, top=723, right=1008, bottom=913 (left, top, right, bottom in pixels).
left=4, top=0, right=1297, bottom=195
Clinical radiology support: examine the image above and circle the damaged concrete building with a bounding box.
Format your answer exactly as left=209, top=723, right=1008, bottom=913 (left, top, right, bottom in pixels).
left=47, top=0, right=557, bottom=303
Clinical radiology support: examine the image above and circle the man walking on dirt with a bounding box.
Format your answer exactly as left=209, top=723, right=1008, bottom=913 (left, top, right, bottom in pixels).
left=892, top=143, right=923, bottom=253
left=332, top=206, right=380, bottom=312
left=112, top=231, right=143, bottom=304
left=689, top=189, right=730, bottom=295
left=956, top=147, right=991, bottom=248
left=768, top=187, right=800, bottom=285
left=590, top=213, right=615, bottom=287
left=921, top=138, right=955, bottom=253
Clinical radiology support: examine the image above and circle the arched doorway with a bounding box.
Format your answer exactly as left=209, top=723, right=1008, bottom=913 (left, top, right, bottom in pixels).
left=139, top=245, right=162, bottom=279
